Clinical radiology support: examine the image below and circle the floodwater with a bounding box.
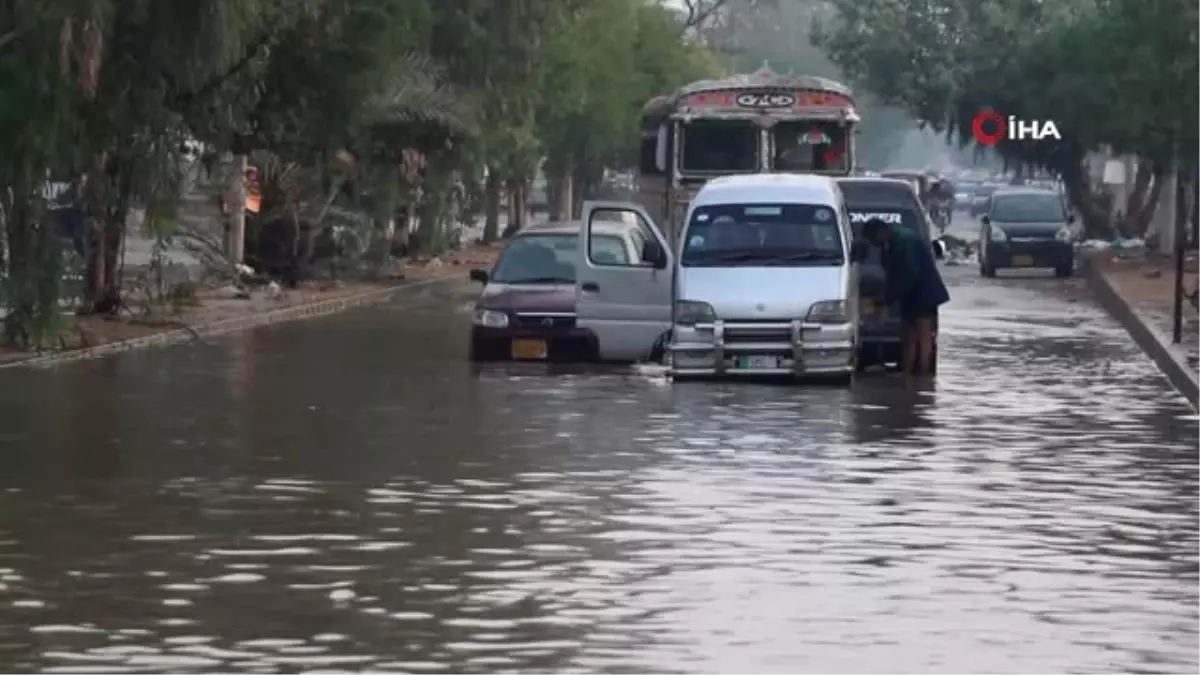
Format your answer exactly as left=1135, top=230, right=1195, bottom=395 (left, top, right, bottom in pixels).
left=0, top=267, right=1195, bottom=673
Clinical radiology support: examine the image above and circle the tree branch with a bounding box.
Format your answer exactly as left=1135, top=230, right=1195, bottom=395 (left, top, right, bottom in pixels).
left=170, top=32, right=274, bottom=109
left=679, top=0, right=731, bottom=32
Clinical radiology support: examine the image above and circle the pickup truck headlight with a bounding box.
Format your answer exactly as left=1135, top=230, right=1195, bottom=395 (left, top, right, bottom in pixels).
left=806, top=300, right=848, bottom=323
left=473, top=308, right=509, bottom=328
left=675, top=300, right=716, bottom=326
left=989, top=226, right=1008, bottom=242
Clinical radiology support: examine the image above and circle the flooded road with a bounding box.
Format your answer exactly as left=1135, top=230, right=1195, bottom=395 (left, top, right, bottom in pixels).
left=0, top=267, right=1195, bottom=673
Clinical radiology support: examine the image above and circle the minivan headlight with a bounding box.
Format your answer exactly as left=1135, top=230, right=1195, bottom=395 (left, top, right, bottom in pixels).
left=473, top=308, right=509, bottom=328
left=807, top=300, right=848, bottom=323
left=675, top=300, right=716, bottom=326
left=1055, top=225, right=1074, bottom=242
left=989, top=226, right=1008, bottom=242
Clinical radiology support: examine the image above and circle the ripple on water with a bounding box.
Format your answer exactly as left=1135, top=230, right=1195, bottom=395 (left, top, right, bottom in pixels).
left=0, top=271, right=1196, bottom=673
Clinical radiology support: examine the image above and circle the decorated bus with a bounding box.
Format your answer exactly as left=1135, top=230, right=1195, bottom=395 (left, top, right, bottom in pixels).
left=636, top=65, right=860, bottom=247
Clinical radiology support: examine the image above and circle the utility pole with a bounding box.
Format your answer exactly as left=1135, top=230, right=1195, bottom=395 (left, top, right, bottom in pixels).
left=227, top=154, right=247, bottom=264
left=1166, top=133, right=1185, bottom=341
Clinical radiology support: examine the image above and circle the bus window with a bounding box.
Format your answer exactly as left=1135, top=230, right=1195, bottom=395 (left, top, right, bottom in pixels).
left=680, top=120, right=758, bottom=173
left=773, top=121, right=849, bottom=172
left=639, top=131, right=662, bottom=176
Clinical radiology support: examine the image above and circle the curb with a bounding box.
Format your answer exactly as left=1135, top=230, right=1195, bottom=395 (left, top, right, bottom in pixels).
left=0, top=273, right=463, bottom=370
left=1082, top=256, right=1199, bottom=409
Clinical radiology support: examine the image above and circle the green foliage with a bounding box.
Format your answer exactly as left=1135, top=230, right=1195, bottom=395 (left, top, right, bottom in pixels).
left=816, top=0, right=1198, bottom=173
left=535, top=0, right=716, bottom=179
left=0, top=0, right=712, bottom=343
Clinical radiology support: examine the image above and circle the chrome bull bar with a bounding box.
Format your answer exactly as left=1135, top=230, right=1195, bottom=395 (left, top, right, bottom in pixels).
left=668, top=319, right=855, bottom=376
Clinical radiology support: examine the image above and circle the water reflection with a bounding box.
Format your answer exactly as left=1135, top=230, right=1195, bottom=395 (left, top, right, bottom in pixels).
left=847, top=377, right=937, bottom=445
left=0, top=271, right=1194, bottom=673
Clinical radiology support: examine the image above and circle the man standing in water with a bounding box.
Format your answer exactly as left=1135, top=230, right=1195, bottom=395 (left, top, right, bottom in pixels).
left=859, top=217, right=950, bottom=376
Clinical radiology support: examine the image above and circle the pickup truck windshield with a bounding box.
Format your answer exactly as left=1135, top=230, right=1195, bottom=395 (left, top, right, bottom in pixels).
left=681, top=203, right=844, bottom=267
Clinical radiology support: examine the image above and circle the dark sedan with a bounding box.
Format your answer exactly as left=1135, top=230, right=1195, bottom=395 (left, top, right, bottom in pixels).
left=468, top=222, right=638, bottom=362
left=979, top=189, right=1076, bottom=278
left=969, top=183, right=999, bottom=217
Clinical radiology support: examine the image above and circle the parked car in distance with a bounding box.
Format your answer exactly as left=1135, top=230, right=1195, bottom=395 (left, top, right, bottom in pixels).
left=468, top=220, right=646, bottom=362
left=969, top=183, right=1000, bottom=217
left=979, top=188, right=1076, bottom=278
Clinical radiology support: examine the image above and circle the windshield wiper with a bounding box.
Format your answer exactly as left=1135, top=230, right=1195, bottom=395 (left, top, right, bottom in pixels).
left=759, top=252, right=843, bottom=263
left=502, top=276, right=574, bottom=284
left=684, top=251, right=843, bottom=266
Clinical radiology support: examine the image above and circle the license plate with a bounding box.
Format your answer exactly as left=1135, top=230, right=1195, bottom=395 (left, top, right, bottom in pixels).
left=511, top=339, right=548, bottom=360
left=736, top=355, right=780, bottom=369
left=1011, top=255, right=1034, bottom=267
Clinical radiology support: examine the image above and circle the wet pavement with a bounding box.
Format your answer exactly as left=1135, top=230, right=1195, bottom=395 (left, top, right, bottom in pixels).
left=0, top=266, right=1195, bottom=673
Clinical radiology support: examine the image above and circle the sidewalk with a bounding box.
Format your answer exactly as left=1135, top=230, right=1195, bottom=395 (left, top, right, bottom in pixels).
left=1086, top=250, right=1199, bottom=405
left=0, top=243, right=501, bottom=368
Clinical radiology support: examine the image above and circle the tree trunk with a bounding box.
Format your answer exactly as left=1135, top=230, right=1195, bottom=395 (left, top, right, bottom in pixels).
left=549, top=169, right=573, bottom=221
left=1124, top=162, right=1164, bottom=238
left=1191, top=169, right=1199, bottom=246
left=502, top=180, right=531, bottom=238
left=1061, top=158, right=1112, bottom=239
left=1176, top=168, right=1195, bottom=249
left=502, top=179, right=521, bottom=238
left=83, top=214, right=106, bottom=311
left=482, top=171, right=501, bottom=244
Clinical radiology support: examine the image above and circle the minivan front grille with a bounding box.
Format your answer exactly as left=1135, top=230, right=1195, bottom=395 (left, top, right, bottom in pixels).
left=721, top=321, right=792, bottom=344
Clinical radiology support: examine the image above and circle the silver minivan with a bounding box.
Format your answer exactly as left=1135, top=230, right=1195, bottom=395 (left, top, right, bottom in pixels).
left=574, top=174, right=860, bottom=383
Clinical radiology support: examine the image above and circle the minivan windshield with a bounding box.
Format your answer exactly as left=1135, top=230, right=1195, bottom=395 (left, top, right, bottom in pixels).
left=990, top=193, right=1065, bottom=222
left=681, top=203, right=844, bottom=267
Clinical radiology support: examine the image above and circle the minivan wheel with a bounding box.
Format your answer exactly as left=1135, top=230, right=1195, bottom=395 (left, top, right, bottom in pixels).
left=830, top=372, right=855, bottom=386
left=648, top=331, right=671, bottom=365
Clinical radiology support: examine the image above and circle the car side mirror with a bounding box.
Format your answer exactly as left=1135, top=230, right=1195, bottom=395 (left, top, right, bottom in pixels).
left=980, top=215, right=990, bottom=226
left=932, top=239, right=946, bottom=259
left=469, top=268, right=489, bottom=284
left=641, top=239, right=667, bottom=268
left=850, top=240, right=870, bottom=262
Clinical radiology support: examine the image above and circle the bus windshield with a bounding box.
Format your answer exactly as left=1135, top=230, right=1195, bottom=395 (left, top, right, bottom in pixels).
left=773, top=121, right=850, bottom=173
left=679, top=119, right=758, bottom=173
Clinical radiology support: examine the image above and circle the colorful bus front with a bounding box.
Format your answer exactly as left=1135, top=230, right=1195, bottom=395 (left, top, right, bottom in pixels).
left=636, top=69, right=859, bottom=248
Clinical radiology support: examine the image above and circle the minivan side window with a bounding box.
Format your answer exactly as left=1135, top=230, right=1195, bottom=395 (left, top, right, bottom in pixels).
left=588, top=210, right=655, bottom=267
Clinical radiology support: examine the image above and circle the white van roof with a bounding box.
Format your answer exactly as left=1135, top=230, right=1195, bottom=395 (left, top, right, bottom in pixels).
left=693, top=173, right=841, bottom=207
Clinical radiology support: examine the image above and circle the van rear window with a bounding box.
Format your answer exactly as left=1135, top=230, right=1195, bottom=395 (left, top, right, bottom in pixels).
left=846, top=209, right=921, bottom=234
